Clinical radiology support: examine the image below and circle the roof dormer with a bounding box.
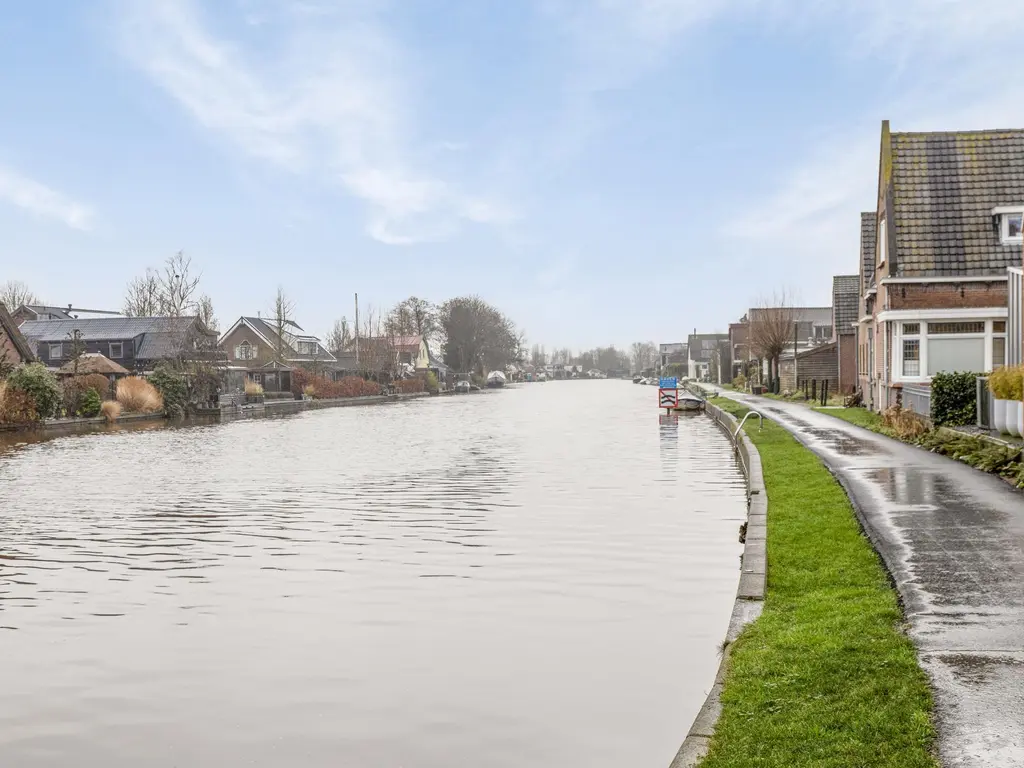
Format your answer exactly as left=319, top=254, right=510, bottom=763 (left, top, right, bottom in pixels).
left=993, top=206, right=1024, bottom=245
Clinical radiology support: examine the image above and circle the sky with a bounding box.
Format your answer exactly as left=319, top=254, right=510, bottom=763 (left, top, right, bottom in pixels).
left=3, top=0, right=1024, bottom=350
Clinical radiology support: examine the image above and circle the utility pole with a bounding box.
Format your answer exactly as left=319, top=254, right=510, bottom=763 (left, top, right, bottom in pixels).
left=354, top=292, right=360, bottom=365
left=793, top=321, right=799, bottom=392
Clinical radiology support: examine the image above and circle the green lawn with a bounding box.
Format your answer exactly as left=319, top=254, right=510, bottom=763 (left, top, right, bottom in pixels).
left=812, top=406, right=885, bottom=431
left=699, top=398, right=937, bottom=768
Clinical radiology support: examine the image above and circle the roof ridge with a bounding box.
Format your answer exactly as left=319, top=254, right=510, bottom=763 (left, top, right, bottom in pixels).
left=892, top=128, right=1024, bottom=137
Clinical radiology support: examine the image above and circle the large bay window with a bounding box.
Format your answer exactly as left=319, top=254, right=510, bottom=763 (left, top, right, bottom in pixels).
left=888, top=314, right=1006, bottom=382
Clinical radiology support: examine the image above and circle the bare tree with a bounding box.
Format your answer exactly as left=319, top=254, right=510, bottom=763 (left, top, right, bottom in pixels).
left=123, top=252, right=203, bottom=317
left=326, top=317, right=352, bottom=358
left=530, top=344, right=547, bottom=367
left=439, top=296, right=519, bottom=374
left=388, top=296, right=438, bottom=340
left=197, top=294, right=218, bottom=331
left=0, top=280, right=39, bottom=310
left=750, top=291, right=796, bottom=389
left=123, top=271, right=161, bottom=317
left=270, top=286, right=295, bottom=367
left=630, top=341, right=657, bottom=373
left=158, top=251, right=202, bottom=317
left=357, top=305, right=397, bottom=380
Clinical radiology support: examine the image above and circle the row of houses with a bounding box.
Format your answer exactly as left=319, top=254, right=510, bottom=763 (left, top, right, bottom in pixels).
left=664, top=121, right=1024, bottom=411
left=0, top=302, right=444, bottom=393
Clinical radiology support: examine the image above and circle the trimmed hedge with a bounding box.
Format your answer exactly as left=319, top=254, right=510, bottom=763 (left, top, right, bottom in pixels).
left=930, top=371, right=979, bottom=427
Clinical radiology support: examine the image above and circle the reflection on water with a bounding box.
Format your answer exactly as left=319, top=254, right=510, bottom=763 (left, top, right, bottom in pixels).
left=0, top=383, right=746, bottom=768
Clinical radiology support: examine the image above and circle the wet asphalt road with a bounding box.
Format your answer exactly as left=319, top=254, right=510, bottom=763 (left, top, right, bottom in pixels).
left=724, top=393, right=1024, bottom=768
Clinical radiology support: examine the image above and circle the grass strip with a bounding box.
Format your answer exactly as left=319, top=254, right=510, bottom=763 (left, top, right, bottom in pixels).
left=811, top=405, right=885, bottom=431
left=698, top=398, right=937, bottom=768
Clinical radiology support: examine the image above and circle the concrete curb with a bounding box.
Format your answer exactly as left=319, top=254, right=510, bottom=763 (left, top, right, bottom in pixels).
left=669, top=401, right=767, bottom=768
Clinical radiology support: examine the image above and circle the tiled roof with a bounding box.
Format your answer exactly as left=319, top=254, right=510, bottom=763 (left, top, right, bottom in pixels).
left=860, top=212, right=876, bottom=291
left=832, top=275, right=859, bottom=335
left=0, top=302, right=35, bottom=361
left=890, top=129, right=1024, bottom=276
left=241, top=317, right=336, bottom=362
left=19, top=316, right=200, bottom=343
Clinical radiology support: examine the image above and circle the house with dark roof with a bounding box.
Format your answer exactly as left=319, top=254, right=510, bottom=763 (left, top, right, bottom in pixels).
left=832, top=275, right=860, bottom=394
left=18, top=316, right=217, bottom=374
left=857, top=121, right=1024, bottom=410
left=11, top=304, right=121, bottom=325
left=219, top=316, right=340, bottom=392
left=0, top=302, right=35, bottom=373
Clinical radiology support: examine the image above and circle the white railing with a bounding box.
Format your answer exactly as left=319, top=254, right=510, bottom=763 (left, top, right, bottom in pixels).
left=1009, top=267, right=1023, bottom=367
left=902, top=382, right=931, bottom=421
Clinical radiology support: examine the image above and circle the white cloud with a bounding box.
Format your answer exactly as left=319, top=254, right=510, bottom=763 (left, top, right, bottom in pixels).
left=0, top=165, right=94, bottom=230
left=119, top=0, right=508, bottom=245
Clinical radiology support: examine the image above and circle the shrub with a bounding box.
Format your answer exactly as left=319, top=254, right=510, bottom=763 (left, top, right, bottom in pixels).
left=244, top=380, right=264, bottom=396
left=471, top=373, right=486, bottom=389
left=149, top=366, right=188, bottom=418
left=732, top=373, right=747, bottom=390
left=930, top=371, right=979, bottom=426
left=0, top=382, right=38, bottom=424
left=78, top=388, right=102, bottom=417
left=396, top=379, right=425, bottom=394
left=101, top=400, right=122, bottom=423
left=1008, top=365, right=1024, bottom=401
left=7, top=363, right=62, bottom=419
left=425, top=371, right=439, bottom=392
left=989, top=366, right=1013, bottom=399
left=881, top=406, right=929, bottom=439
left=303, top=384, right=316, bottom=398
left=116, top=376, right=164, bottom=413
left=81, top=374, right=114, bottom=399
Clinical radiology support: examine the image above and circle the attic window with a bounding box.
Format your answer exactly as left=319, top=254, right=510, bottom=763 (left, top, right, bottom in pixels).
left=1003, top=213, right=1023, bottom=243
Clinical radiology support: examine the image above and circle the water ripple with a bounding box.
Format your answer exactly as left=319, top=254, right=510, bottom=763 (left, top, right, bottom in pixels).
left=0, top=382, right=746, bottom=768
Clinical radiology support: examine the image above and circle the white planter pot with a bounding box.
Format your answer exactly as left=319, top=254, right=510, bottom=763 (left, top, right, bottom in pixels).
left=1018, top=400, right=1024, bottom=439
left=1009, top=400, right=1023, bottom=438
left=993, top=398, right=1009, bottom=434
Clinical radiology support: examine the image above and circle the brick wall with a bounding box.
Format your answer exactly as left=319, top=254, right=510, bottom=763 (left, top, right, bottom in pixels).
left=838, top=335, right=857, bottom=394
left=887, top=281, right=1007, bottom=310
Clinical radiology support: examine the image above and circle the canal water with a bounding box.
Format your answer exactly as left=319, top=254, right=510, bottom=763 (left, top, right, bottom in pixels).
left=0, top=382, right=746, bottom=767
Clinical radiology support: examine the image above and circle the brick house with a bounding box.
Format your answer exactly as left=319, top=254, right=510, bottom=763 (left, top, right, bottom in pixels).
left=832, top=275, right=860, bottom=393
left=857, top=121, right=1023, bottom=410
left=728, top=320, right=749, bottom=381
left=219, top=316, right=340, bottom=392
left=0, top=302, right=35, bottom=372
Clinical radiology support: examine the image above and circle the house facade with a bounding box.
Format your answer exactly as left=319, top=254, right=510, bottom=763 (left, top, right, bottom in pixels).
left=659, top=342, right=687, bottom=370
left=18, top=316, right=216, bottom=374
left=832, top=275, right=860, bottom=394
left=728, top=320, right=749, bottom=381
left=219, top=316, right=339, bottom=391
left=857, top=122, right=1022, bottom=410
left=393, top=335, right=430, bottom=369
left=0, top=302, right=35, bottom=372
left=687, top=332, right=729, bottom=382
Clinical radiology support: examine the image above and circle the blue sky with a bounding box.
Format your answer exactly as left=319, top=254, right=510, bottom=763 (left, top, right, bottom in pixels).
left=2, top=0, right=1024, bottom=349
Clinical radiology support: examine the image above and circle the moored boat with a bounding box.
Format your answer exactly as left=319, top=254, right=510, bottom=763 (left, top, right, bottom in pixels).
left=673, top=394, right=705, bottom=412
left=486, top=370, right=507, bottom=388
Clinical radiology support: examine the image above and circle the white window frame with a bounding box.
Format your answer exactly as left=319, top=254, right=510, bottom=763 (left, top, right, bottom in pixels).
left=236, top=340, right=255, bottom=361
left=877, top=217, right=887, bottom=267
left=997, top=209, right=1024, bottom=245
left=888, top=311, right=1007, bottom=384
left=49, top=342, right=62, bottom=359
left=109, top=342, right=123, bottom=359
left=901, top=323, right=921, bottom=377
